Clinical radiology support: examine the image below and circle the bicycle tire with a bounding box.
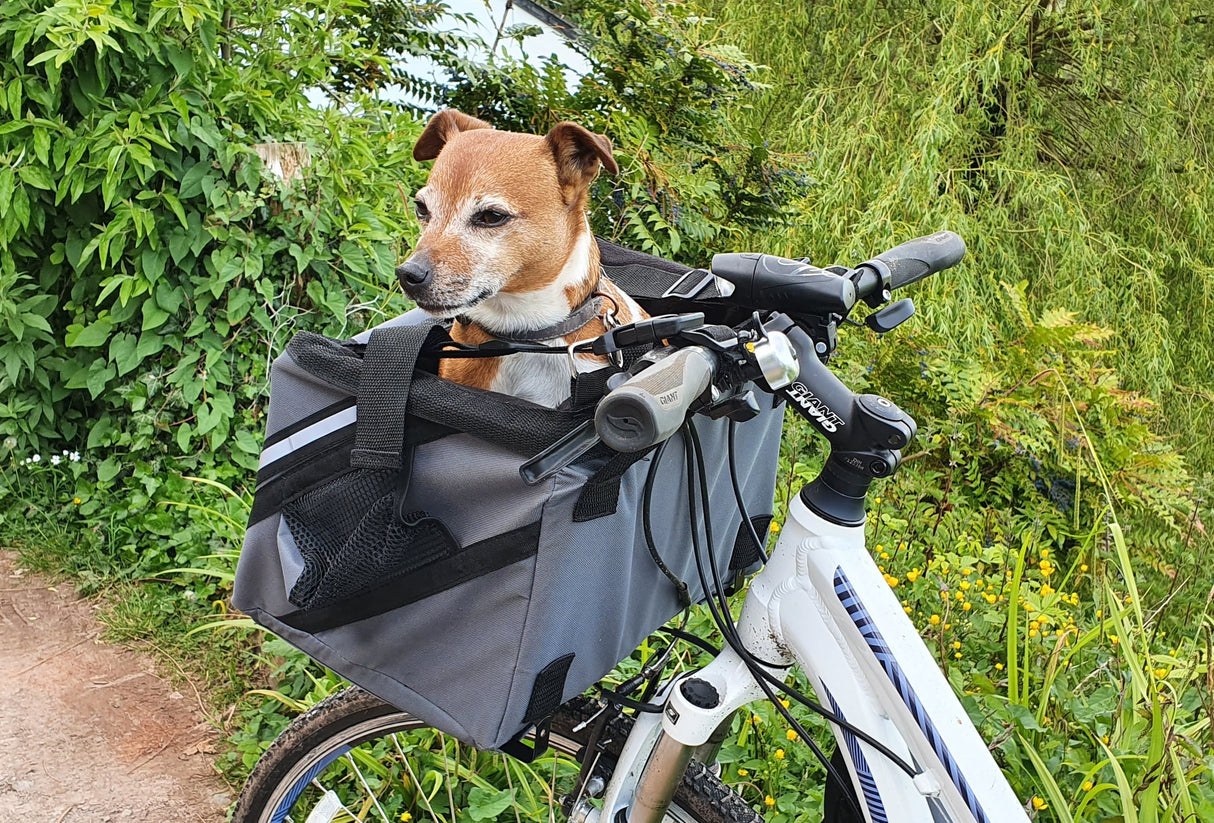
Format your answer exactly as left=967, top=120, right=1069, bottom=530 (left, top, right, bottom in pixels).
left=231, top=686, right=764, bottom=823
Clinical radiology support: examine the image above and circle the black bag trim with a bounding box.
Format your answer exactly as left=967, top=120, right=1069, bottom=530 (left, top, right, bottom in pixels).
left=522, top=653, right=576, bottom=727
left=264, top=397, right=357, bottom=450
left=278, top=519, right=543, bottom=634
left=250, top=428, right=357, bottom=525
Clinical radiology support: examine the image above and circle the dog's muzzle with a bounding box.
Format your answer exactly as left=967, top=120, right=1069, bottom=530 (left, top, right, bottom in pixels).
left=396, top=259, right=433, bottom=289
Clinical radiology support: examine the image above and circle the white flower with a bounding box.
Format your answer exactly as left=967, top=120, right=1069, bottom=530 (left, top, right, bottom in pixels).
left=51, top=455, right=61, bottom=466
left=3, top=437, right=16, bottom=451
left=69, top=451, right=80, bottom=462
left=32, top=454, right=41, bottom=463
left=62, top=450, right=69, bottom=456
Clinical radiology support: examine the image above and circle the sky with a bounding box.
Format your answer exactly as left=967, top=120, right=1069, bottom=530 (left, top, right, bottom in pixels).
left=352, top=0, right=590, bottom=108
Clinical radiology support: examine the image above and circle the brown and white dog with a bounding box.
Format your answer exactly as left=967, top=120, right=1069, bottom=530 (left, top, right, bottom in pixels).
left=396, top=110, right=647, bottom=407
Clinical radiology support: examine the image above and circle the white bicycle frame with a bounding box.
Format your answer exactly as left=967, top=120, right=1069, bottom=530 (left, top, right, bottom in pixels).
left=589, top=493, right=1031, bottom=823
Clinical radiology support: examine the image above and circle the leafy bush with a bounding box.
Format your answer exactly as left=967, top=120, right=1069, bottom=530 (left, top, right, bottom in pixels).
left=443, top=0, right=812, bottom=263
left=0, top=0, right=430, bottom=567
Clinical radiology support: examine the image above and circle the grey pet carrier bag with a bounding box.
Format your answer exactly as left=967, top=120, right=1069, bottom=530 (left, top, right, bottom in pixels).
left=232, top=239, right=784, bottom=753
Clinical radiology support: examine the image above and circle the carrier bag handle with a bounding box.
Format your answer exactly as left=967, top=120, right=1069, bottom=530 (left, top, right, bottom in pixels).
left=351, top=322, right=446, bottom=470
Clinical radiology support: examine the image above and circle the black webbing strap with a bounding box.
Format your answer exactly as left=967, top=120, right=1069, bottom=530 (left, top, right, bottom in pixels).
left=573, top=447, right=656, bottom=522
left=594, top=236, right=722, bottom=301
left=351, top=323, right=444, bottom=469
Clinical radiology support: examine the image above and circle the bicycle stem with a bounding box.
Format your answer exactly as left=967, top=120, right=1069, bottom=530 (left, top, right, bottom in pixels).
left=766, top=313, right=918, bottom=526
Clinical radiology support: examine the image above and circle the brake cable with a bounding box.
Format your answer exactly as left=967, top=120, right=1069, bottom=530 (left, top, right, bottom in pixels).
left=682, top=420, right=918, bottom=819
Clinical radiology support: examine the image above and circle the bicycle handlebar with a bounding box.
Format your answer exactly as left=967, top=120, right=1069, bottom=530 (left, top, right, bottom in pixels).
left=595, top=347, right=717, bottom=453
left=852, top=231, right=967, bottom=298
left=709, top=253, right=856, bottom=314
left=710, top=232, right=966, bottom=316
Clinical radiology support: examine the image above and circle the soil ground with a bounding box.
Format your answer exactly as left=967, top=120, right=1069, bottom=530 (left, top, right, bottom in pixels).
left=0, top=551, right=231, bottom=822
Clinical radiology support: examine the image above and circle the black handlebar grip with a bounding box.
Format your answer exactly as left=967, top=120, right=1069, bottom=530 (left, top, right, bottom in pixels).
left=710, top=253, right=856, bottom=314
left=595, top=347, right=716, bottom=453
left=869, top=231, right=966, bottom=290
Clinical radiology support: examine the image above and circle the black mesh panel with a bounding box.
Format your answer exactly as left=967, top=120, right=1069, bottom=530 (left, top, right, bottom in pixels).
left=522, top=653, right=576, bottom=726
left=284, top=469, right=458, bottom=609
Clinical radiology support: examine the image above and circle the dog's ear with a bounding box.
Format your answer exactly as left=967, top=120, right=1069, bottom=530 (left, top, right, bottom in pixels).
left=544, top=122, right=619, bottom=191
left=413, top=109, right=493, bottom=162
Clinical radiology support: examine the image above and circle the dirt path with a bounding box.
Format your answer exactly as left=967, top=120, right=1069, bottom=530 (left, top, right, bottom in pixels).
left=0, top=552, right=232, bottom=822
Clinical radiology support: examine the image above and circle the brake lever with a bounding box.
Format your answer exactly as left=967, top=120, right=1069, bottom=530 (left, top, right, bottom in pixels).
left=519, top=420, right=602, bottom=486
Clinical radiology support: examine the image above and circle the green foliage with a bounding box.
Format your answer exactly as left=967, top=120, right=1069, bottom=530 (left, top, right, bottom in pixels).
left=693, top=0, right=1214, bottom=473
left=443, top=0, right=812, bottom=264
left=4, top=0, right=1213, bottom=820
left=0, top=0, right=428, bottom=569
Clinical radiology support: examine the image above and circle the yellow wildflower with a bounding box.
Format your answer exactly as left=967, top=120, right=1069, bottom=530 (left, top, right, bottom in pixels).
left=774, top=749, right=785, bottom=760
left=1082, top=780, right=1094, bottom=792
left=1032, top=796, right=1047, bottom=810
left=400, top=814, right=413, bottom=823
left=786, top=729, right=798, bottom=741
left=764, top=796, right=776, bottom=808
left=929, top=614, right=941, bottom=626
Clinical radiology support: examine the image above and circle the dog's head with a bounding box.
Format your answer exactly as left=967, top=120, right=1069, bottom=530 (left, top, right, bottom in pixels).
left=396, top=110, right=618, bottom=322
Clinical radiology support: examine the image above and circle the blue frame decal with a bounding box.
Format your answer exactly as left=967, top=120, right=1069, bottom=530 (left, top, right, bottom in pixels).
left=824, top=688, right=888, bottom=823
left=834, top=568, right=991, bottom=823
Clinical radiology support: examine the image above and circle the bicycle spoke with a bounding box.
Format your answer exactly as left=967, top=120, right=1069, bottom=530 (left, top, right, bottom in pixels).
left=343, top=751, right=391, bottom=823
left=395, top=733, right=444, bottom=823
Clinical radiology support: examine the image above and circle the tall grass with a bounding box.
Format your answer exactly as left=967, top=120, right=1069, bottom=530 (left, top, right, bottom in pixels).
left=692, top=0, right=1214, bottom=474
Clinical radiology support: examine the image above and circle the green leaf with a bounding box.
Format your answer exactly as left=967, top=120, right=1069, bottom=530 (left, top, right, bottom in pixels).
left=467, top=788, right=514, bottom=821
left=109, top=332, right=141, bottom=376
left=233, top=429, right=261, bottom=454
left=6, top=78, right=21, bottom=117
left=155, top=281, right=183, bottom=314
left=66, top=319, right=115, bottom=348
left=161, top=190, right=188, bottom=228
left=85, top=360, right=116, bottom=399
left=168, top=230, right=193, bottom=265
left=140, top=247, right=167, bottom=283
left=136, top=332, right=166, bottom=359
left=19, top=312, right=52, bottom=335
left=96, top=457, right=122, bottom=483
left=142, top=299, right=170, bottom=331
left=0, top=168, right=14, bottom=207
left=163, top=44, right=194, bottom=77
left=179, top=160, right=211, bottom=198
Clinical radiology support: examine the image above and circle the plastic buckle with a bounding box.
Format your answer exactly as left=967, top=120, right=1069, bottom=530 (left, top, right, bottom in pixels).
left=661, top=268, right=715, bottom=300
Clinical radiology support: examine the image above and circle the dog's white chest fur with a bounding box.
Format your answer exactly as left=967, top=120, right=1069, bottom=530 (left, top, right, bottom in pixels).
left=489, top=353, right=574, bottom=407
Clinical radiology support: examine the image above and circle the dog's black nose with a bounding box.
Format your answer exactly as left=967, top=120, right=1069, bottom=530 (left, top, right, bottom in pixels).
left=396, top=259, right=432, bottom=288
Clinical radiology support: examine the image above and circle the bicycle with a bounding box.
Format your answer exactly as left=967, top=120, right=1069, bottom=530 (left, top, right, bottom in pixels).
left=231, top=232, right=1032, bottom=823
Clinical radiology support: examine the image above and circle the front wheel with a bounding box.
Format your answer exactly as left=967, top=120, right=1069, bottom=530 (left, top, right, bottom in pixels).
left=231, top=686, right=763, bottom=823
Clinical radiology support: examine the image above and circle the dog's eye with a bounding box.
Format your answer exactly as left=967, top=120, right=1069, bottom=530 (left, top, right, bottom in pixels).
left=472, top=209, right=511, bottom=228
left=414, top=200, right=430, bottom=220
